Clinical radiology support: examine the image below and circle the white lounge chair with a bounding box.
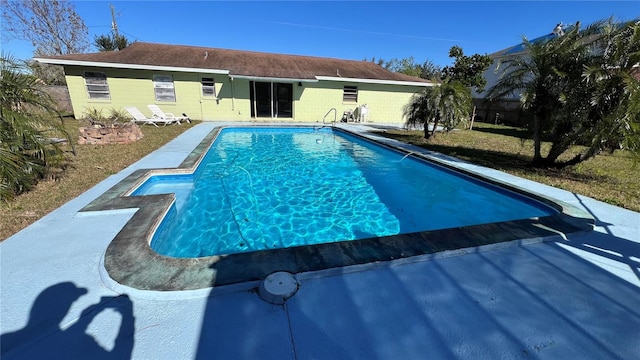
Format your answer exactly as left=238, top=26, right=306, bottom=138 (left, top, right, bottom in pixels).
left=125, top=106, right=178, bottom=127
left=147, top=104, right=190, bottom=123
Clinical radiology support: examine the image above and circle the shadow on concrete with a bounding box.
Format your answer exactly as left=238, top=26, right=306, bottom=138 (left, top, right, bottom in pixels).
left=283, top=234, right=640, bottom=358
left=1, top=282, right=135, bottom=360
left=567, top=193, right=640, bottom=282
left=194, top=290, right=294, bottom=359
left=189, top=187, right=639, bottom=358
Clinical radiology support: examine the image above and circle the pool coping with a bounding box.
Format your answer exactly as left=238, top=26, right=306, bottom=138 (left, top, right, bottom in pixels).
left=80, top=125, right=595, bottom=291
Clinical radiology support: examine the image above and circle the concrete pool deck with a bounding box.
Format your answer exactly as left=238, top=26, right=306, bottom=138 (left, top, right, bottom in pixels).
left=1, top=122, right=639, bottom=359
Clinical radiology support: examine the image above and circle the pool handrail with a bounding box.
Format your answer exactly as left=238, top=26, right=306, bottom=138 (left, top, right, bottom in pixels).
left=322, top=108, right=337, bottom=126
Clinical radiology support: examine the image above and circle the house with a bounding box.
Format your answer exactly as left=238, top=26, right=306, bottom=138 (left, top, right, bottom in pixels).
left=473, top=20, right=639, bottom=127
left=34, top=42, right=433, bottom=123
left=471, top=25, right=574, bottom=126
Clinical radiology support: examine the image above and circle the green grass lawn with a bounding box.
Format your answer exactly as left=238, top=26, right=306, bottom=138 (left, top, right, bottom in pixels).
left=376, top=122, right=640, bottom=212
left=1, top=120, right=638, bottom=241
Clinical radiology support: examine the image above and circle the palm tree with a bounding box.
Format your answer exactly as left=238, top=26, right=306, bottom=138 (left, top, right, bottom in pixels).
left=94, top=33, right=130, bottom=52
left=577, top=20, right=640, bottom=164
left=487, top=19, right=640, bottom=167
left=1, top=55, right=73, bottom=201
left=404, top=79, right=472, bottom=139
left=487, top=21, right=589, bottom=165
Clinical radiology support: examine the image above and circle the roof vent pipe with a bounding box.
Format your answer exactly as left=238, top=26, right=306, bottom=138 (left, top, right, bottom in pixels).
left=204, top=51, right=208, bottom=59
left=552, top=22, right=565, bottom=36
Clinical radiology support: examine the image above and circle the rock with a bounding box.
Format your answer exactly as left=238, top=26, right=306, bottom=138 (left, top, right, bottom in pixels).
left=78, top=123, right=143, bottom=145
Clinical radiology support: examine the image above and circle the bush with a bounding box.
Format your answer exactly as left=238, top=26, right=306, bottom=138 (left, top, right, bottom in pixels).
left=1, top=55, right=73, bottom=201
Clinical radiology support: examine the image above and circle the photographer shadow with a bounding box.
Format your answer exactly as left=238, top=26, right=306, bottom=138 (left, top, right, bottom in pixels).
left=1, top=282, right=135, bottom=360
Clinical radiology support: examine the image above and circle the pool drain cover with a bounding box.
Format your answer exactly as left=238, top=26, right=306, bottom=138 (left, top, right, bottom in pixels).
left=259, top=272, right=299, bottom=304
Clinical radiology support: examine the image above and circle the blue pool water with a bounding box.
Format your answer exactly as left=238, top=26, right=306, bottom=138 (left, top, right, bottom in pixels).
left=132, top=127, right=557, bottom=258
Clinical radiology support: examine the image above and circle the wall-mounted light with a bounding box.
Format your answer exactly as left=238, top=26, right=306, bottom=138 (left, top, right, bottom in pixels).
left=298, top=82, right=303, bottom=87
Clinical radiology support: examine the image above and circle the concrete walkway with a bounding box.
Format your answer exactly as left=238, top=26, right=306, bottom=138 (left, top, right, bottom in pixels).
left=1, top=123, right=639, bottom=359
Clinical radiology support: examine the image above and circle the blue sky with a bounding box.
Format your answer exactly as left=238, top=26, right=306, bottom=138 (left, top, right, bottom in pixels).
left=2, top=1, right=639, bottom=67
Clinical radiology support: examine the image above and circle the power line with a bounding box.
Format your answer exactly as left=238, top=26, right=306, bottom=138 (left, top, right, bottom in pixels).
left=120, top=30, right=143, bottom=42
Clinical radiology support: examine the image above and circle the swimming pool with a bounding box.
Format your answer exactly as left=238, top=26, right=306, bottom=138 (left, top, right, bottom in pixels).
left=132, top=127, right=556, bottom=258
left=82, top=124, right=593, bottom=290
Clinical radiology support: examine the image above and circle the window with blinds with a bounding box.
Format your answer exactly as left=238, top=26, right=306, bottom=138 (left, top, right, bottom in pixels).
left=201, top=77, right=216, bottom=97
left=343, top=86, right=358, bottom=102
left=84, top=72, right=110, bottom=100
left=153, top=75, right=176, bottom=102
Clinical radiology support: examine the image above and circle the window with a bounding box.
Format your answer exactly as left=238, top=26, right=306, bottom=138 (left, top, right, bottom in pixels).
left=84, top=71, right=110, bottom=100
left=343, top=86, right=358, bottom=102
left=153, top=75, right=176, bottom=102
left=201, top=77, right=216, bottom=97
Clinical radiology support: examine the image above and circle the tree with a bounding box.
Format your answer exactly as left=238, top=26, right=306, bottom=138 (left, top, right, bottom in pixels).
left=0, top=55, right=73, bottom=201
left=488, top=19, right=640, bottom=167
left=441, top=46, right=493, bottom=92
left=94, top=3, right=130, bottom=52
left=488, top=24, right=588, bottom=165
left=1, top=0, right=90, bottom=84
left=94, top=34, right=130, bottom=52
left=419, top=59, right=442, bottom=81
left=578, top=20, right=640, bottom=164
left=401, top=46, right=487, bottom=138
left=380, top=57, right=423, bottom=77
left=403, top=79, right=472, bottom=139
left=366, top=57, right=442, bottom=80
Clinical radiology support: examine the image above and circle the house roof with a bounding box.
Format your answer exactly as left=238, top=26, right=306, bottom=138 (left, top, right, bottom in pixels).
left=35, top=42, right=432, bottom=86
left=488, top=25, right=577, bottom=58
left=495, top=23, right=579, bottom=57
left=489, top=19, right=640, bottom=59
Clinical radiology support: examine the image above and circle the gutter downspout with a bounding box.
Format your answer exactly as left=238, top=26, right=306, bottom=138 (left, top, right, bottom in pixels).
left=230, top=76, right=235, bottom=111
left=200, top=98, right=204, bottom=121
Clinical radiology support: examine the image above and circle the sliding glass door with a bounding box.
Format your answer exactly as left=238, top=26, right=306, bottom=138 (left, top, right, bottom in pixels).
left=250, top=81, right=293, bottom=118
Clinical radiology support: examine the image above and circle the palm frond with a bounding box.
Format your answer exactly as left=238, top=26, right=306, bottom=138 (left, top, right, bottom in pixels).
left=0, top=54, right=72, bottom=200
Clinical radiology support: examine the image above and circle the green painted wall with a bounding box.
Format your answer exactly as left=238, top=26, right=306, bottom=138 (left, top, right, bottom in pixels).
left=297, top=81, right=424, bottom=123
left=65, top=66, right=239, bottom=121
left=63, top=66, right=424, bottom=123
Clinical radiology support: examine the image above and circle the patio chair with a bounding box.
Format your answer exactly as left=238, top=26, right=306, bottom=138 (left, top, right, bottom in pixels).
left=125, top=107, right=178, bottom=127
left=147, top=104, right=190, bottom=123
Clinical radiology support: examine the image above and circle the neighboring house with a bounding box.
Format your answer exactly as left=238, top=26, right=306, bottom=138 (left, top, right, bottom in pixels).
left=471, top=25, right=574, bottom=126
left=34, top=42, right=432, bottom=123
left=478, top=26, right=575, bottom=97
left=473, top=21, right=639, bottom=126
